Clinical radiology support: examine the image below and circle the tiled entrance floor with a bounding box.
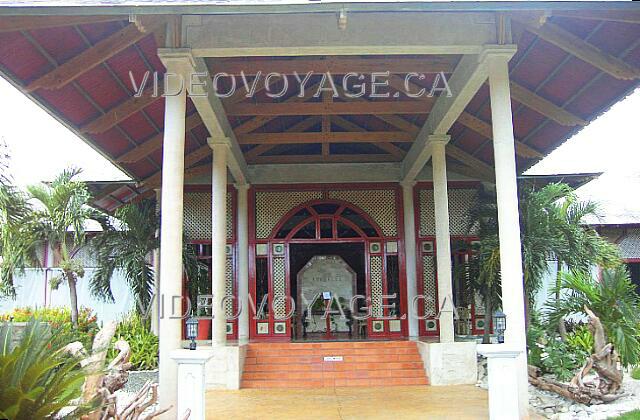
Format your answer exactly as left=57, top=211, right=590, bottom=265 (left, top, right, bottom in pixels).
left=206, top=385, right=489, bottom=419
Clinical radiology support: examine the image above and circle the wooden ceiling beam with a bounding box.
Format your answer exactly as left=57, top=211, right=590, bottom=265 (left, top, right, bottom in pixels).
left=117, top=113, right=202, bottom=164
left=238, top=131, right=414, bottom=145
left=142, top=144, right=212, bottom=189
left=331, top=116, right=406, bottom=159
left=227, top=101, right=430, bottom=117
left=210, top=56, right=456, bottom=75
left=232, top=81, right=321, bottom=135
left=26, top=17, right=167, bottom=92
left=248, top=154, right=399, bottom=164
left=551, top=10, right=640, bottom=24
left=81, top=84, right=163, bottom=134
left=515, top=19, right=640, bottom=80
left=508, top=81, right=588, bottom=126
left=243, top=116, right=322, bottom=160
left=456, top=111, right=543, bottom=159
left=0, top=15, right=128, bottom=33
left=445, top=144, right=495, bottom=181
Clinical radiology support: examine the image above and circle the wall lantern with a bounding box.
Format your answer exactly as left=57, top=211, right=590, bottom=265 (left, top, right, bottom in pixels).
left=492, top=310, right=506, bottom=344
left=186, top=316, right=199, bottom=350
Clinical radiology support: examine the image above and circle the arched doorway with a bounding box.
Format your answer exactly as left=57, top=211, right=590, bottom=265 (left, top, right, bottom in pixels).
left=250, top=199, right=404, bottom=340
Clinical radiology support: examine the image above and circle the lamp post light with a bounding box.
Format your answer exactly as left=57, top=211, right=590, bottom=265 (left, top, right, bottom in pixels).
left=186, top=316, right=199, bottom=350
left=493, top=310, right=506, bottom=344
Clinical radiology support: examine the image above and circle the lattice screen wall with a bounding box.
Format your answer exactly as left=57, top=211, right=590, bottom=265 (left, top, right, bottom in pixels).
left=272, top=256, right=287, bottom=319
left=255, top=191, right=323, bottom=239
left=422, top=254, right=437, bottom=317
left=183, top=192, right=233, bottom=240
left=419, top=188, right=479, bottom=236
left=370, top=255, right=384, bottom=318
left=328, top=190, right=398, bottom=237
left=618, top=229, right=640, bottom=259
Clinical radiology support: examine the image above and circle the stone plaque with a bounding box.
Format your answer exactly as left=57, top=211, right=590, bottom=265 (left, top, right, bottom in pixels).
left=297, top=255, right=356, bottom=333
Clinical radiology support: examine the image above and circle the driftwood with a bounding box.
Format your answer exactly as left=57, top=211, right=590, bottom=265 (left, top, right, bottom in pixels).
left=63, top=322, right=182, bottom=419
left=529, top=306, right=624, bottom=405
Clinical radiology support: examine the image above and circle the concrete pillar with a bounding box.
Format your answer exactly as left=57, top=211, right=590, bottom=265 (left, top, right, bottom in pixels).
left=401, top=181, right=419, bottom=338
left=431, top=134, right=455, bottom=344
left=157, top=60, right=187, bottom=413
left=488, top=52, right=529, bottom=417
left=477, top=345, right=523, bottom=420
left=151, top=188, right=161, bottom=336
left=236, top=183, right=250, bottom=343
left=209, top=139, right=228, bottom=346
left=171, top=349, right=215, bottom=420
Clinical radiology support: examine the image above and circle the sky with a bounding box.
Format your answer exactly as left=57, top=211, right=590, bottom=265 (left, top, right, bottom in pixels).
left=0, top=76, right=639, bottom=200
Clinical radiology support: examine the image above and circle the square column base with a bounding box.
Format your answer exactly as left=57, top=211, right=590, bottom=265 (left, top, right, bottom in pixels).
left=477, top=344, right=523, bottom=420
left=415, top=341, right=477, bottom=385
left=170, top=349, right=215, bottom=420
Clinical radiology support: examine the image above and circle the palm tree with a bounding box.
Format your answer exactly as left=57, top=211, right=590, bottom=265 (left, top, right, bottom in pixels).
left=0, top=168, right=105, bottom=326
left=90, top=200, right=207, bottom=316
left=465, top=182, right=619, bottom=335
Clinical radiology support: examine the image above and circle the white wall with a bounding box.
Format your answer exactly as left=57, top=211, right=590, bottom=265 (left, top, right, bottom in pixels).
left=0, top=268, right=135, bottom=323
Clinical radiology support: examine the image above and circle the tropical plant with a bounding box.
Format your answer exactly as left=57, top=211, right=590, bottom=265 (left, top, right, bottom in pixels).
left=0, top=319, right=97, bottom=419
left=630, top=366, right=640, bottom=381
left=565, top=325, right=594, bottom=355
left=107, top=312, right=158, bottom=370
left=464, top=182, right=620, bottom=335
left=539, top=335, right=591, bottom=382
left=0, top=306, right=99, bottom=349
left=0, top=168, right=107, bottom=326
left=547, top=267, right=640, bottom=367
left=90, top=199, right=208, bottom=316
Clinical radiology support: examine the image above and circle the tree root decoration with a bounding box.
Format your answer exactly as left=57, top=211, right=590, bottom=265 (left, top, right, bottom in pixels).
left=529, top=306, right=624, bottom=405
left=63, top=323, right=179, bottom=419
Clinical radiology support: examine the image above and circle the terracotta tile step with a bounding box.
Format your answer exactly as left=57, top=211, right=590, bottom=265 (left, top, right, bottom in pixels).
left=243, top=361, right=425, bottom=372
left=241, top=376, right=428, bottom=388
left=243, top=369, right=426, bottom=381
left=246, top=347, right=420, bottom=357
left=246, top=341, right=415, bottom=351
left=247, top=354, right=422, bottom=364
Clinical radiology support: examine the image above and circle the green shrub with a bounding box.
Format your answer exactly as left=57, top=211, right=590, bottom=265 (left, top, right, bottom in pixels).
left=108, top=312, right=158, bottom=371
left=609, top=410, right=640, bottom=420
left=0, top=306, right=99, bottom=349
left=631, top=366, right=640, bottom=381
left=565, top=326, right=594, bottom=355
left=540, top=337, right=590, bottom=382
left=0, top=319, right=97, bottom=419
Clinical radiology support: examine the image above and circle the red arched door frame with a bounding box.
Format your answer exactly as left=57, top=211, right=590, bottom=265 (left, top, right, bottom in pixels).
left=250, top=199, right=404, bottom=340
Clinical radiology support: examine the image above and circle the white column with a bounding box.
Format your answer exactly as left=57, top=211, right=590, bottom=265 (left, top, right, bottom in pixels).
left=488, top=52, right=529, bottom=417
left=236, top=183, right=250, bottom=343
left=209, top=139, right=228, bottom=346
left=157, top=60, right=187, bottom=413
left=401, top=181, right=419, bottom=338
left=431, top=134, right=455, bottom=344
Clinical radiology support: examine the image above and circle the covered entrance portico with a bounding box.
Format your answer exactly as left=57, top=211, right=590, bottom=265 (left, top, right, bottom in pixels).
left=1, top=2, right=638, bottom=418
left=155, top=20, right=529, bottom=417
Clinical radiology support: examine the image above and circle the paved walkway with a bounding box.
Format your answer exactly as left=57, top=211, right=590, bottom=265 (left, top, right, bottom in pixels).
left=206, top=385, right=489, bottom=419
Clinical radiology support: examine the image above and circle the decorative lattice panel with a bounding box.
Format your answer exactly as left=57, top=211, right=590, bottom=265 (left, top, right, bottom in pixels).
left=225, top=256, right=234, bottom=317
left=448, top=189, right=478, bottom=235
left=272, top=256, right=287, bottom=319
left=255, top=191, right=323, bottom=239
left=328, top=189, right=397, bottom=237
left=618, top=229, right=640, bottom=259
left=370, top=255, right=383, bottom=318
left=419, top=188, right=478, bottom=236
left=419, top=190, right=435, bottom=237
left=183, top=192, right=233, bottom=240
left=422, top=255, right=437, bottom=317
